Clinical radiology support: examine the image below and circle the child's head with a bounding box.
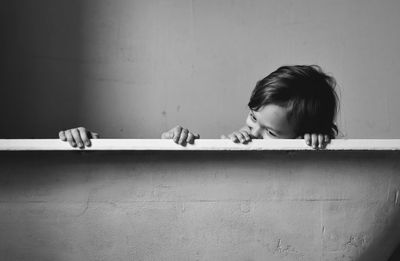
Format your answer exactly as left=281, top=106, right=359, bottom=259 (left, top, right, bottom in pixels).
left=246, top=65, right=338, bottom=139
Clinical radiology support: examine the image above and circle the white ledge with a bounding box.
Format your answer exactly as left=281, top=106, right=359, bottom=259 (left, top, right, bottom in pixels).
left=1, top=139, right=400, bottom=151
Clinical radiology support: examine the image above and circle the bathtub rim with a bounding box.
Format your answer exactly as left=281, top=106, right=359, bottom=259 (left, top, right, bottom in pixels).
left=1, top=139, right=400, bottom=151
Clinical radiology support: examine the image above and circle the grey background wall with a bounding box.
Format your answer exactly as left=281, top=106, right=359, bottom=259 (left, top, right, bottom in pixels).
left=1, top=0, right=400, bottom=138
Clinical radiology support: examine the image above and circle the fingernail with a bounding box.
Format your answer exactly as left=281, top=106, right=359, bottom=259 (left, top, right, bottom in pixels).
left=86, top=142, right=91, bottom=147
left=72, top=143, right=77, bottom=147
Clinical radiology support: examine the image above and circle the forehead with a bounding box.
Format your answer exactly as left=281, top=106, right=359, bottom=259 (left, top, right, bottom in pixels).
left=254, top=104, right=296, bottom=134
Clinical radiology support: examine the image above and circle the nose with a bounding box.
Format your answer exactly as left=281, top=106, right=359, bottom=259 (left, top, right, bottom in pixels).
left=248, top=124, right=263, bottom=139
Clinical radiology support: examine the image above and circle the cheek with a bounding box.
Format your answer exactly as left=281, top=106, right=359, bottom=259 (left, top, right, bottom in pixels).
left=261, top=133, right=271, bottom=139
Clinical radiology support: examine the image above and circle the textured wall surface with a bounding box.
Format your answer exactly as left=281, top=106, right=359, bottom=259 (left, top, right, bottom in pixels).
left=1, top=0, right=400, bottom=138
left=1, top=150, right=400, bottom=260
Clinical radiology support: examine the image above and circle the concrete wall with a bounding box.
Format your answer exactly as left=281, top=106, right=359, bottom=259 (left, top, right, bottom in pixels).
left=1, top=0, right=400, bottom=138
left=1, top=150, right=400, bottom=260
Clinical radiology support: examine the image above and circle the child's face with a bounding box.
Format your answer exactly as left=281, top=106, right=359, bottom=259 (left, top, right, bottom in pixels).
left=246, top=104, right=297, bottom=139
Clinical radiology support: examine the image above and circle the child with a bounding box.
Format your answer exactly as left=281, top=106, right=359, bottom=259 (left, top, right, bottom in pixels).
left=162, top=65, right=338, bottom=149
left=60, top=65, right=338, bottom=149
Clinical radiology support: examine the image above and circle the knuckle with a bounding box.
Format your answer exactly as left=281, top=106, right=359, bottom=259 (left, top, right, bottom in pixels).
left=65, top=129, right=72, bottom=136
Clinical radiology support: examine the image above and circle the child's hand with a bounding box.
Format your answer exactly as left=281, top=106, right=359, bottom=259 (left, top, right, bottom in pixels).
left=161, top=125, right=200, bottom=146
left=302, top=133, right=330, bottom=149
left=221, top=126, right=252, bottom=144
left=59, top=127, right=99, bottom=148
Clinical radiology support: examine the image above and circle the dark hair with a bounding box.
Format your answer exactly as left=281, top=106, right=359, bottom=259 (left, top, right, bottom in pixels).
left=248, top=65, right=338, bottom=137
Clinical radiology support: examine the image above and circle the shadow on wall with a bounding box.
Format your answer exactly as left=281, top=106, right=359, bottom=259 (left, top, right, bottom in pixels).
left=0, top=0, right=85, bottom=138
left=389, top=245, right=400, bottom=261
left=385, top=209, right=400, bottom=261
left=354, top=204, right=400, bottom=261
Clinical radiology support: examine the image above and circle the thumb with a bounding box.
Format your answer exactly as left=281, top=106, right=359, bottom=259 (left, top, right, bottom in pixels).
left=161, top=131, right=173, bottom=139
left=59, top=131, right=67, bottom=141
left=90, top=132, right=100, bottom=139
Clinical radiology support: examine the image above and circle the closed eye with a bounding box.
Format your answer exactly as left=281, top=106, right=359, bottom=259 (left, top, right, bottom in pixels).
left=250, top=111, right=257, bottom=122
left=266, top=129, right=277, bottom=137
